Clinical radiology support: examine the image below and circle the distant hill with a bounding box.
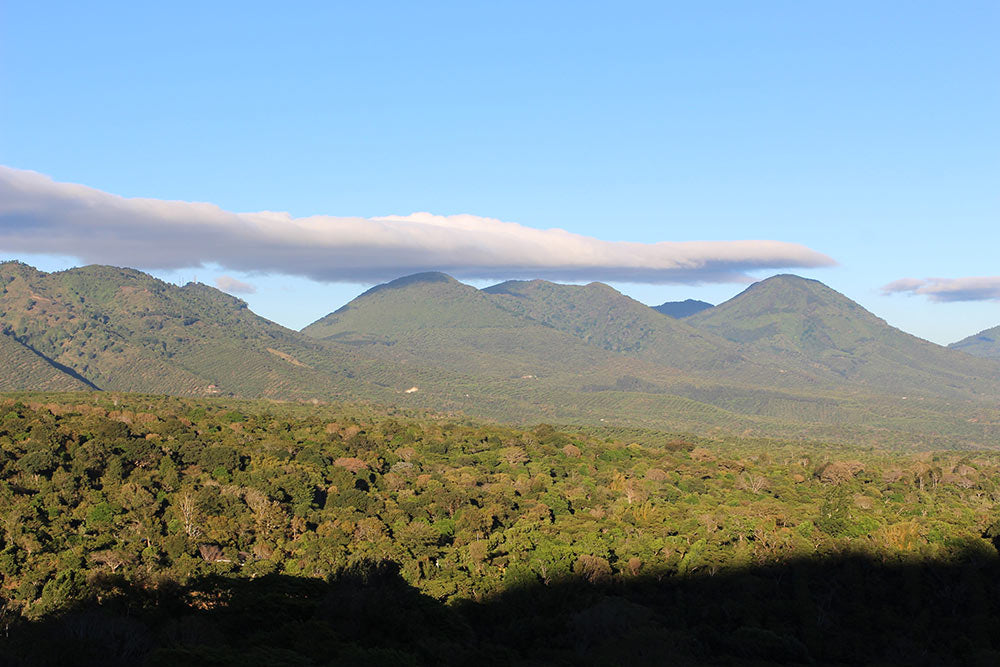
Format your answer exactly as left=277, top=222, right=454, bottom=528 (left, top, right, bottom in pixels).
left=950, top=326, right=1000, bottom=359
left=0, top=261, right=396, bottom=400
left=653, top=299, right=713, bottom=318
left=685, top=274, right=1000, bottom=399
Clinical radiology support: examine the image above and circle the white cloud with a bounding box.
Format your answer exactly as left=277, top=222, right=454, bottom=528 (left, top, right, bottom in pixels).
left=0, top=166, right=836, bottom=284
left=882, top=276, right=1000, bottom=302
left=215, top=275, right=256, bottom=294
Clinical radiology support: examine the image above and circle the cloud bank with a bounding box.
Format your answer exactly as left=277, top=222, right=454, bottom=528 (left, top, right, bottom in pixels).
left=215, top=275, right=256, bottom=294
left=882, top=277, right=1000, bottom=302
left=0, top=166, right=836, bottom=284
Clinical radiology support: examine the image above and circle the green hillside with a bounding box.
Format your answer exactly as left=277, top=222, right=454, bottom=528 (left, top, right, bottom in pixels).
left=951, top=325, right=1000, bottom=359
left=686, top=274, right=1000, bottom=399
left=0, top=261, right=400, bottom=401
left=653, top=298, right=714, bottom=318
left=0, top=331, right=93, bottom=391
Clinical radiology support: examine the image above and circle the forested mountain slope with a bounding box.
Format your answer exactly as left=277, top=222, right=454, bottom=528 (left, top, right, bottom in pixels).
left=483, top=280, right=726, bottom=365
left=951, top=325, right=1000, bottom=360
left=300, top=271, right=1000, bottom=446
left=0, top=330, right=92, bottom=391
left=302, top=272, right=647, bottom=378
left=686, top=274, right=1000, bottom=400
left=0, top=261, right=393, bottom=400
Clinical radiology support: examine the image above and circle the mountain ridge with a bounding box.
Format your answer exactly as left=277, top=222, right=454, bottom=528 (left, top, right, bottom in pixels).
left=950, top=325, right=1000, bottom=359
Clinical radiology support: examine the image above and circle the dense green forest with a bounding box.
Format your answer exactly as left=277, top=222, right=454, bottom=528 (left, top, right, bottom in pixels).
left=3, top=392, right=1000, bottom=664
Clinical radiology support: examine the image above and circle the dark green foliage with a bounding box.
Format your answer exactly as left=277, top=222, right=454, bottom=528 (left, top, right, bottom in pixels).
left=86, top=502, right=116, bottom=528
left=816, top=488, right=852, bottom=536
left=8, top=558, right=1000, bottom=665
left=18, top=449, right=58, bottom=476
left=200, top=446, right=240, bottom=472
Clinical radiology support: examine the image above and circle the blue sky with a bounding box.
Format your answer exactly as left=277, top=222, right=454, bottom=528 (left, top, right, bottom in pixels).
left=1, top=1, right=998, bottom=344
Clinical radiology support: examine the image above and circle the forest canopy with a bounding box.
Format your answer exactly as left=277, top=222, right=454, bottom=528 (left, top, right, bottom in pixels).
left=2, top=392, right=1000, bottom=664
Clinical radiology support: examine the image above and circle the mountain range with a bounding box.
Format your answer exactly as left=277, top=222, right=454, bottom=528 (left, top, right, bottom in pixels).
left=3, top=260, right=999, bottom=447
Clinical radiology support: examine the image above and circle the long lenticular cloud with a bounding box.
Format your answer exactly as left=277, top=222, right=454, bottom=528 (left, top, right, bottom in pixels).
left=882, top=276, right=1000, bottom=302
left=0, top=166, right=836, bottom=284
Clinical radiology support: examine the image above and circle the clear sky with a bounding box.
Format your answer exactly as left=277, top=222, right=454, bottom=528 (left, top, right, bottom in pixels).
left=1, top=1, right=998, bottom=344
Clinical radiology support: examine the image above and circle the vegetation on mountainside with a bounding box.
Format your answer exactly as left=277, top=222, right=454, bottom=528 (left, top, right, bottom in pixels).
left=687, top=274, right=1000, bottom=398
left=951, top=324, right=1000, bottom=360
left=301, top=272, right=633, bottom=377
left=3, top=394, right=1000, bottom=664
left=0, top=332, right=92, bottom=392
left=0, top=261, right=412, bottom=401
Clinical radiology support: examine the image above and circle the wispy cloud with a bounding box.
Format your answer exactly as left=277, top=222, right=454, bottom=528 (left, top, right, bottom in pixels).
left=215, top=275, right=256, bottom=294
left=0, top=166, right=836, bottom=284
left=882, top=276, right=1000, bottom=302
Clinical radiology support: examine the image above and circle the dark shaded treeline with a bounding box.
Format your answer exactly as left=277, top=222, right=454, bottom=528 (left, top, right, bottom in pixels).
left=4, top=553, right=1000, bottom=666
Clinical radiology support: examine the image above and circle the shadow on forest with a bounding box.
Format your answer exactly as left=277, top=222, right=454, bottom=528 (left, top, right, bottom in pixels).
left=4, top=551, right=1000, bottom=667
